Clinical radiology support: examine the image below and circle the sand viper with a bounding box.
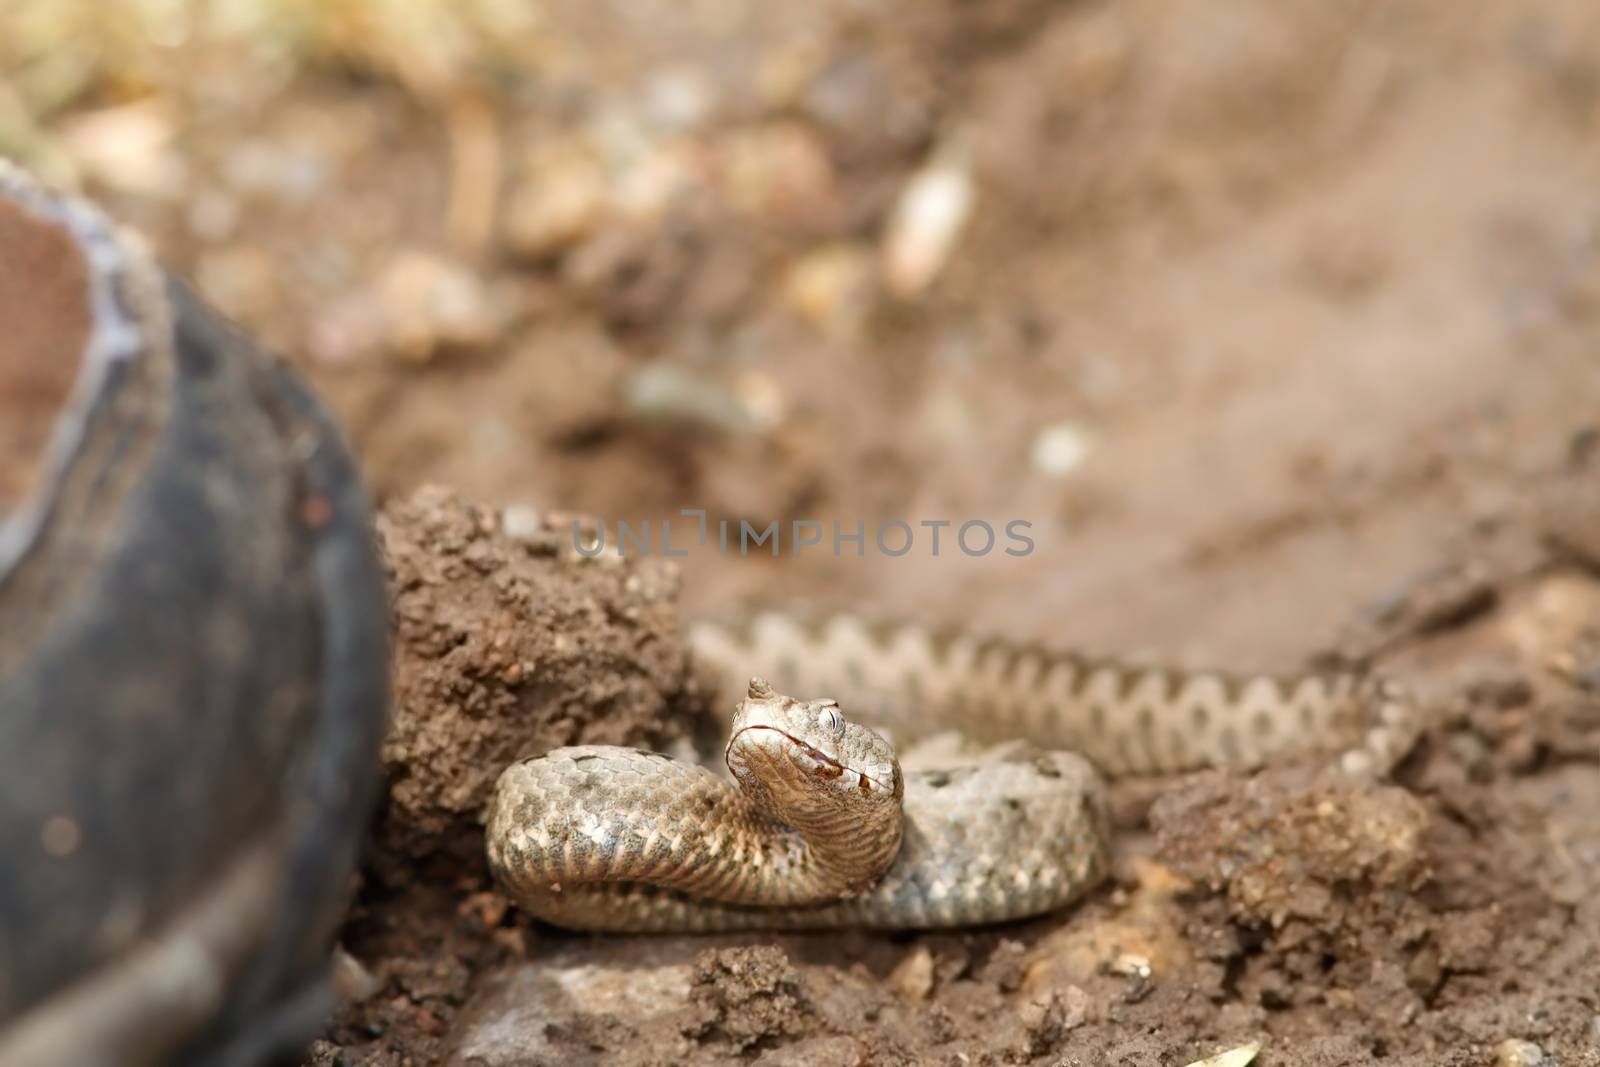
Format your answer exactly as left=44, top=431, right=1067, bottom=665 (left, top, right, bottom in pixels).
left=486, top=612, right=1417, bottom=931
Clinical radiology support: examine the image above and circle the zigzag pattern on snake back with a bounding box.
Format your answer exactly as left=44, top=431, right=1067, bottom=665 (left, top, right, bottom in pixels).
left=486, top=612, right=1419, bottom=932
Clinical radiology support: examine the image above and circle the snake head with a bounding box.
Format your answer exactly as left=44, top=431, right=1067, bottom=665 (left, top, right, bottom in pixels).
left=726, top=677, right=903, bottom=839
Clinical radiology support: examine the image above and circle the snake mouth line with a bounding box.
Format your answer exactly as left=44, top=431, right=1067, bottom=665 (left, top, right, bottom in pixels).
left=726, top=725, right=895, bottom=792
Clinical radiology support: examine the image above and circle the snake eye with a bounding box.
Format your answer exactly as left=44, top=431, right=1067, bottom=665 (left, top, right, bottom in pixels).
left=817, top=702, right=844, bottom=734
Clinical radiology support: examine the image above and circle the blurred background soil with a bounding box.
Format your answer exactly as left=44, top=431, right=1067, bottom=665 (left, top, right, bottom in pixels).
left=5, top=1, right=1600, bottom=1064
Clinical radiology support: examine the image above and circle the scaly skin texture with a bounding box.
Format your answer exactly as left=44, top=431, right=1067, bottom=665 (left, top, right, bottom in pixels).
left=487, top=613, right=1418, bottom=931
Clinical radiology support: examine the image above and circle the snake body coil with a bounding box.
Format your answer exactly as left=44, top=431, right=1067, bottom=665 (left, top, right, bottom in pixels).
left=487, top=613, right=1417, bottom=931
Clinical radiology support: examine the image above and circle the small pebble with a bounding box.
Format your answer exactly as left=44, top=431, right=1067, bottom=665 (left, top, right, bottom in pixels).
left=1108, top=952, right=1153, bottom=979
left=1183, top=1042, right=1262, bottom=1067
left=500, top=504, right=545, bottom=543
left=1494, top=1038, right=1550, bottom=1067
left=882, top=140, right=974, bottom=299
left=605, top=131, right=695, bottom=223
left=374, top=251, right=496, bottom=363
left=888, top=945, right=935, bottom=1000
left=781, top=243, right=875, bottom=336
left=330, top=945, right=382, bottom=1004
left=1030, top=422, right=1093, bottom=477
left=621, top=364, right=782, bottom=432
left=503, top=146, right=608, bottom=259
left=56, top=100, right=185, bottom=199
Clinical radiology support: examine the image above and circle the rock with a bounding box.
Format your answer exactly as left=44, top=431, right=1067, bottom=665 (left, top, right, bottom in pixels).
left=882, top=139, right=974, bottom=299
left=1183, top=1041, right=1263, bottom=1067
left=1031, top=421, right=1094, bottom=477
left=718, top=122, right=837, bottom=224
left=1494, top=1038, right=1551, bottom=1067
left=888, top=945, right=935, bottom=1000
left=502, top=144, right=608, bottom=259
left=330, top=946, right=382, bottom=1004
left=55, top=100, right=185, bottom=200
left=498, top=503, right=545, bottom=544
left=603, top=127, right=697, bottom=223
left=781, top=243, right=876, bottom=338
left=621, top=363, right=785, bottom=433
left=373, top=251, right=497, bottom=363
left=452, top=944, right=699, bottom=1066
left=1109, top=952, right=1153, bottom=979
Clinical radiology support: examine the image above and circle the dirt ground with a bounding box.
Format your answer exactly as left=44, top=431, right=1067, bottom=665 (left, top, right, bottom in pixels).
left=7, top=0, right=1600, bottom=1063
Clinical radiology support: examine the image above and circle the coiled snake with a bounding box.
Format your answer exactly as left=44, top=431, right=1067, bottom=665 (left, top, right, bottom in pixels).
left=487, top=612, right=1418, bottom=931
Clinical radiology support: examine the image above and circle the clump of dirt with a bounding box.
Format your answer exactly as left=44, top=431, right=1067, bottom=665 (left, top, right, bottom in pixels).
left=1151, top=772, right=1435, bottom=1015
left=686, top=946, right=813, bottom=1054
left=373, top=484, right=709, bottom=882
left=1136, top=603, right=1600, bottom=1061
